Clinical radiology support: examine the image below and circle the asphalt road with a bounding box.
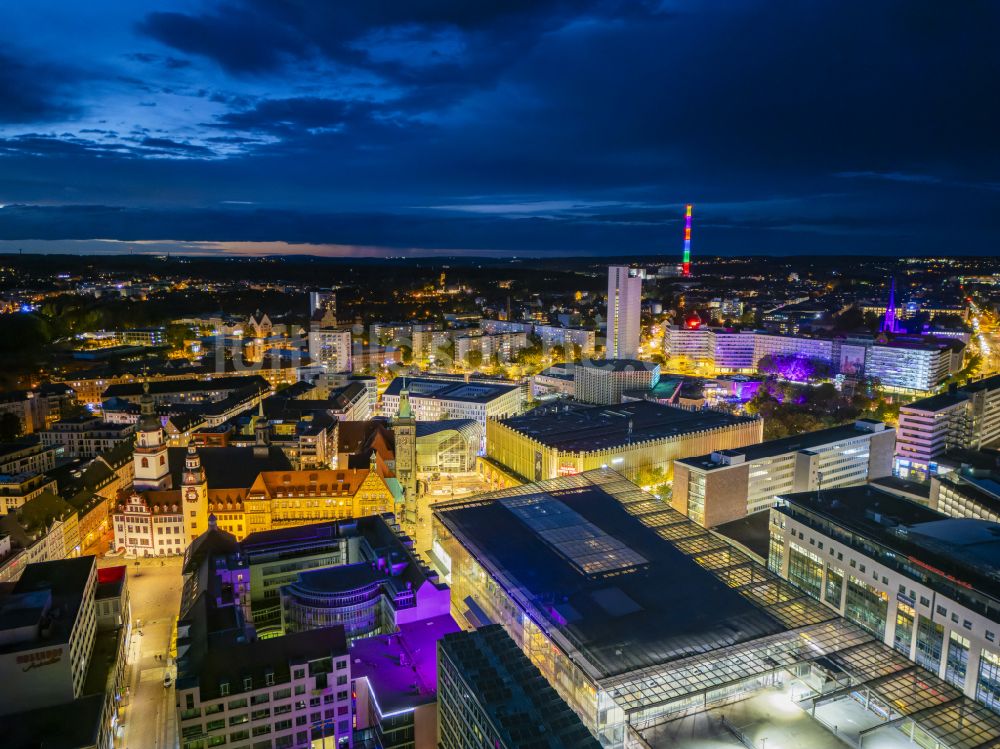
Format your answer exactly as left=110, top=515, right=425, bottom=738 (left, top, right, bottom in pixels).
left=100, top=555, right=184, bottom=749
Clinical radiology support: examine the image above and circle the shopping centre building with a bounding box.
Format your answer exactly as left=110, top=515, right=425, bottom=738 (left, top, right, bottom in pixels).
left=431, top=469, right=1000, bottom=749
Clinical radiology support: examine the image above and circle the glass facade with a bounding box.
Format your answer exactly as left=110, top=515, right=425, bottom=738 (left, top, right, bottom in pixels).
left=768, top=529, right=783, bottom=576
left=978, top=649, right=1000, bottom=711
left=845, top=576, right=888, bottom=639
left=945, top=632, right=970, bottom=690
left=824, top=567, right=843, bottom=609
left=915, top=615, right=944, bottom=672
left=787, top=544, right=823, bottom=599
left=434, top=519, right=611, bottom=743
left=894, top=603, right=914, bottom=656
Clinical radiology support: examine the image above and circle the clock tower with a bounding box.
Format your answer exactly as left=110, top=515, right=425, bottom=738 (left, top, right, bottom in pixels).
left=182, top=445, right=209, bottom=543
left=133, top=381, right=171, bottom=491
left=393, top=387, right=417, bottom=525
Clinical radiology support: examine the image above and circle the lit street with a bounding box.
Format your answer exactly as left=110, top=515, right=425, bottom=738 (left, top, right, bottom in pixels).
left=411, top=473, right=490, bottom=560
left=99, top=555, right=184, bottom=749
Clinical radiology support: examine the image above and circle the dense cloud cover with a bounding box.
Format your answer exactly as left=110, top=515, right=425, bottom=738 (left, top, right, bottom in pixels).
left=0, top=0, right=998, bottom=256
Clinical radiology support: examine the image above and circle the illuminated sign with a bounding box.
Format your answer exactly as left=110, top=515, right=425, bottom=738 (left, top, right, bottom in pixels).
left=18, top=648, right=64, bottom=672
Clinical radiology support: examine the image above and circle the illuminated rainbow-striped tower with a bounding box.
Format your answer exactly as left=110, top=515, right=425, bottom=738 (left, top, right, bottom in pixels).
left=681, top=203, right=693, bottom=277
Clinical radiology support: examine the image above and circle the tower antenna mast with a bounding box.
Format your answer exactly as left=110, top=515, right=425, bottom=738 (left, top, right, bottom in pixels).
left=682, top=204, right=693, bottom=277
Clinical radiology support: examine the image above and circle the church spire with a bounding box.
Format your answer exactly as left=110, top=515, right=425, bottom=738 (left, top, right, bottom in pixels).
left=881, top=277, right=901, bottom=334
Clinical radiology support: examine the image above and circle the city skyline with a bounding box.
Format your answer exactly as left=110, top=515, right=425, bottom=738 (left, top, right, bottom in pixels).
left=0, top=2, right=998, bottom=258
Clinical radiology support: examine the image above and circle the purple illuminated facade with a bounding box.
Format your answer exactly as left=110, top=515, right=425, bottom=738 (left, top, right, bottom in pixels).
left=881, top=277, right=903, bottom=334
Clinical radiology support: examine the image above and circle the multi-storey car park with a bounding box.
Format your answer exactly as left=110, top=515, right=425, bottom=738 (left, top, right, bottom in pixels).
left=431, top=469, right=1000, bottom=749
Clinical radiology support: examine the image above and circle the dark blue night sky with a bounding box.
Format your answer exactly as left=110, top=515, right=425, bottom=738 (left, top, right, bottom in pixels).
left=1, top=1, right=998, bottom=257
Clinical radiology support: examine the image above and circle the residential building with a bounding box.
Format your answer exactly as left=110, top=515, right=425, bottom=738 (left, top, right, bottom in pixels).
left=455, top=331, right=527, bottom=365
left=484, top=399, right=761, bottom=485
left=437, top=625, right=600, bottom=749
left=0, top=471, right=58, bottom=513
left=0, top=492, right=81, bottom=582
left=39, top=417, right=136, bottom=460
left=607, top=266, right=641, bottom=359
left=532, top=324, right=595, bottom=357
left=673, top=419, right=895, bottom=527
left=770, top=484, right=1000, bottom=710
left=664, top=327, right=964, bottom=391
left=573, top=358, right=660, bottom=405
left=307, top=327, right=353, bottom=373
left=0, top=390, right=51, bottom=435
left=101, top=374, right=270, bottom=407
left=0, top=438, right=57, bottom=475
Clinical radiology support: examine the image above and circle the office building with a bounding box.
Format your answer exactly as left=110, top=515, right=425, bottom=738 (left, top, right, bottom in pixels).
left=485, top=399, right=760, bottom=484
left=413, top=420, right=480, bottom=474
left=930, top=459, right=1000, bottom=522
left=607, top=266, right=641, bottom=359
left=0, top=556, right=97, bottom=713
left=573, top=358, right=660, bottom=405
left=177, top=517, right=457, bottom=749
left=175, top=525, right=355, bottom=749
left=433, top=469, right=1000, bottom=747
left=673, top=419, right=895, bottom=527
left=352, top=613, right=458, bottom=749
left=0, top=557, right=129, bottom=749
left=530, top=363, right=577, bottom=399
left=866, top=340, right=954, bottom=394
left=437, top=625, right=600, bottom=749
left=278, top=516, right=451, bottom=641
left=381, top=377, right=523, bottom=451
left=770, top=484, right=1000, bottom=709
left=896, top=375, right=1000, bottom=479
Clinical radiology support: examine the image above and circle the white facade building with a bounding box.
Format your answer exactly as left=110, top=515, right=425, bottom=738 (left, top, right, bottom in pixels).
left=771, top=485, right=1000, bottom=710
left=607, top=266, right=642, bottom=359
left=307, top=328, right=353, bottom=373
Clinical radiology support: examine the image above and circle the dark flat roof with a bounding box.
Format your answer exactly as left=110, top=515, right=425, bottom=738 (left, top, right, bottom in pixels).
left=0, top=556, right=95, bottom=652
left=384, top=376, right=519, bottom=404
left=435, top=477, right=784, bottom=680
left=350, top=614, right=460, bottom=714
left=499, top=400, right=756, bottom=453
left=712, top=511, right=771, bottom=560
left=0, top=693, right=104, bottom=749
left=167, top=446, right=291, bottom=489
left=439, top=625, right=601, bottom=749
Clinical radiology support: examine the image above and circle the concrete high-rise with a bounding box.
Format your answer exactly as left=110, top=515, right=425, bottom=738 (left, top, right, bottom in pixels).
left=606, top=266, right=641, bottom=359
